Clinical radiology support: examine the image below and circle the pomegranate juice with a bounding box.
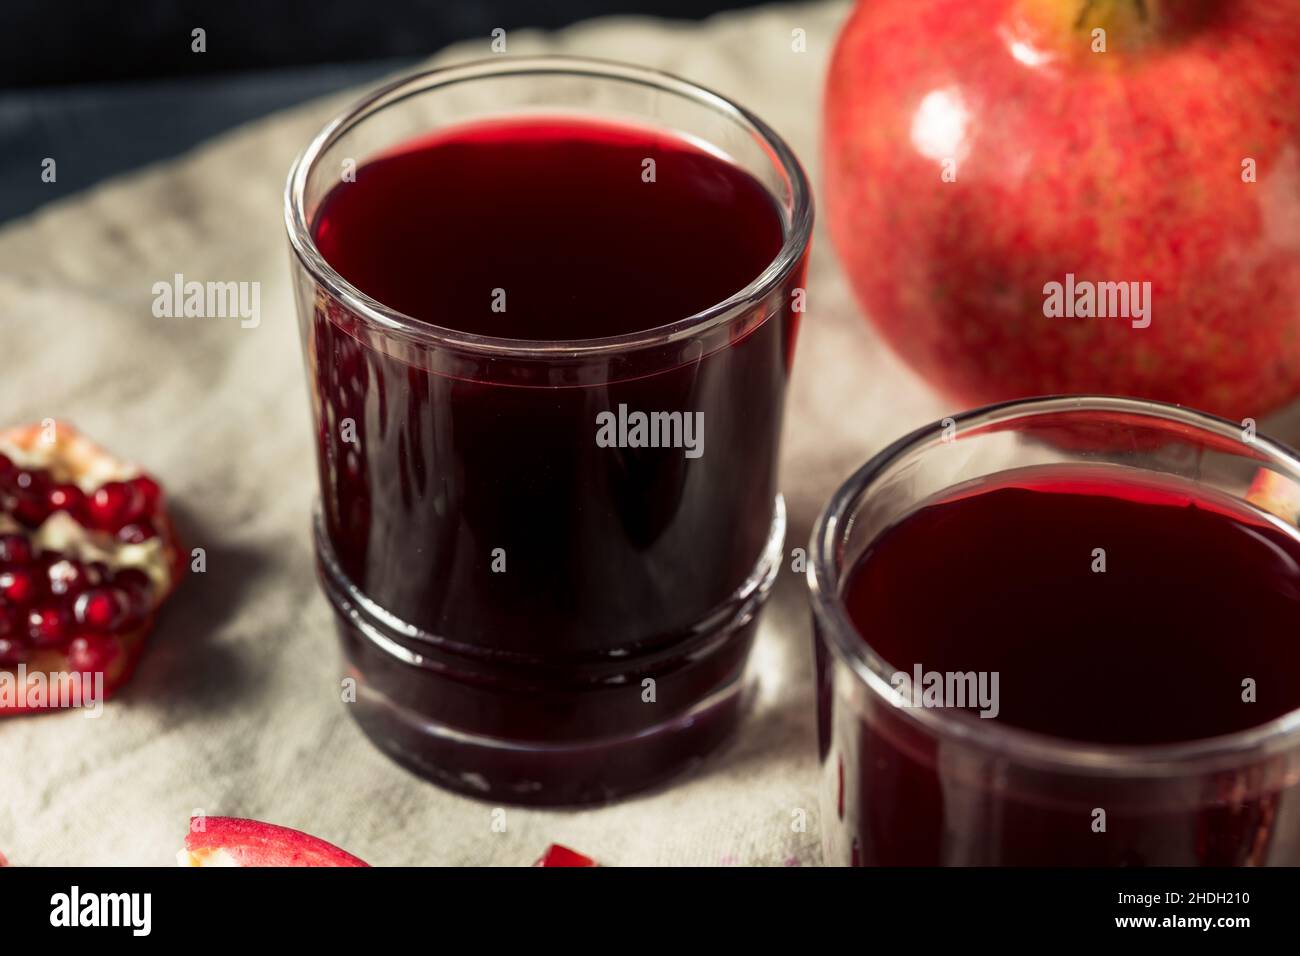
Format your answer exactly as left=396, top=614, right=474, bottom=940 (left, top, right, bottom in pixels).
left=819, top=467, right=1300, bottom=865
left=303, top=118, right=802, bottom=803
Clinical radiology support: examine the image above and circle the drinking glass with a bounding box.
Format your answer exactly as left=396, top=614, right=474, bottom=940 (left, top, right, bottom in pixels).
left=286, top=57, right=812, bottom=805
left=809, top=396, right=1300, bottom=864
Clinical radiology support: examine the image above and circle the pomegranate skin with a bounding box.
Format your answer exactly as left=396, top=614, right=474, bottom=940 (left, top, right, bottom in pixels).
left=824, top=0, right=1300, bottom=419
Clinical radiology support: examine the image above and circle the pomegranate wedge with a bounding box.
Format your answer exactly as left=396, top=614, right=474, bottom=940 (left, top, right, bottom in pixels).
left=0, top=422, right=183, bottom=714
left=179, top=816, right=369, bottom=867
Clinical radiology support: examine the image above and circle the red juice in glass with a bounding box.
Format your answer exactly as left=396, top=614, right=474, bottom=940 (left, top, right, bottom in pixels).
left=287, top=60, right=811, bottom=804
left=811, top=399, right=1300, bottom=865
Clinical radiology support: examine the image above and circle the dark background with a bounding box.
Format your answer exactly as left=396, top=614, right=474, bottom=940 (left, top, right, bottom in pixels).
left=0, top=0, right=784, bottom=222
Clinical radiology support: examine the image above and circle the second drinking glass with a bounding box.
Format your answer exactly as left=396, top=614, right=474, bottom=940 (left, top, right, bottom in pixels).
left=810, top=397, right=1300, bottom=865
left=286, top=57, right=812, bottom=805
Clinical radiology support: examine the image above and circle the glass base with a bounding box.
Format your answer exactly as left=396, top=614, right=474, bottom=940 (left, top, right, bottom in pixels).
left=316, top=497, right=785, bottom=806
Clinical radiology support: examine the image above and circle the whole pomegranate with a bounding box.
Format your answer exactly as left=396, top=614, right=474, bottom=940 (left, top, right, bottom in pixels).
left=825, top=0, right=1300, bottom=419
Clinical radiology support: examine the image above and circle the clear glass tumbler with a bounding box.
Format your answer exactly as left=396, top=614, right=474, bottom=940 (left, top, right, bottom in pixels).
left=809, top=396, right=1300, bottom=865
left=285, top=57, right=811, bottom=805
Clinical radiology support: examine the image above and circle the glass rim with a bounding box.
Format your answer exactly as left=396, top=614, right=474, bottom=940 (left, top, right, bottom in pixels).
left=808, top=394, right=1300, bottom=777
left=283, top=54, right=813, bottom=358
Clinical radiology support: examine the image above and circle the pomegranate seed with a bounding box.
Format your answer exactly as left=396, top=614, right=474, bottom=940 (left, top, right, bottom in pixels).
left=86, top=481, right=134, bottom=532
left=533, top=844, right=598, bottom=867
left=73, top=588, right=128, bottom=631
left=12, top=492, right=50, bottom=527
left=86, top=561, right=111, bottom=586
left=0, top=568, right=35, bottom=605
left=46, top=558, right=87, bottom=597
left=0, top=604, right=17, bottom=638
left=0, top=637, right=25, bottom=665
left=112, top=568, right=154, bottom=612
left=125, top=476, right=160, bottom=521
left=0, top=534, right=32, bottom=565
left=27, top=605, right=70, bottom=646
left=31, top=550, right=63, bottom=580
left=116, top=522, right=158, bottom=545
left=12, top=469, right=43, bottom=493
left=0, top=454, right=12, bottom=478
left=47, top=483, right=86, bottom=519
left=66, top=634, right=119, bottom=673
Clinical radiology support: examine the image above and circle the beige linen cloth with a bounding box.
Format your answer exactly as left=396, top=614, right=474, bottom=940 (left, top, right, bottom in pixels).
left=0, top=0, right=949, bottom=866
